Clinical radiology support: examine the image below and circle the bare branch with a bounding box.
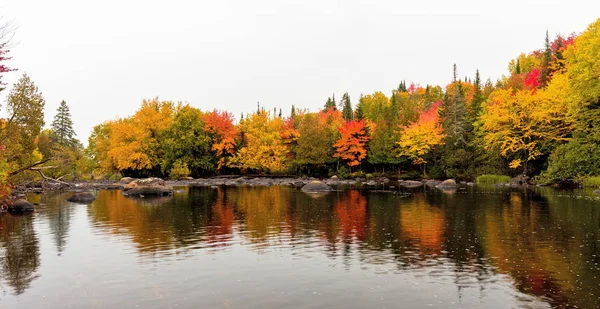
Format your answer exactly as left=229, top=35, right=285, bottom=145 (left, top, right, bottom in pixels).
left=0, top=17, right=18, bottom=47
left=30, top=167, right=72, bottom=187
left=8, top=159, right=50, bottom=176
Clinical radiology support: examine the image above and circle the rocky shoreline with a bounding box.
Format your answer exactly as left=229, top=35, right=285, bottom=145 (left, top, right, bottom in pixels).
left=3, top=174, right=572, bottom=213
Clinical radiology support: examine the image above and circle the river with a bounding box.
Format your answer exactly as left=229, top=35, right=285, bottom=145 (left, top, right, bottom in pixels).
left=0, top=185, right=599, bottom=308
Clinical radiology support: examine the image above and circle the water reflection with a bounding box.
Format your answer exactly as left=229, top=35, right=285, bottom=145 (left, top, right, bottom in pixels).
left=0, top=213, right=40, bottom=295
left=2, top=186, right=599, bottom=308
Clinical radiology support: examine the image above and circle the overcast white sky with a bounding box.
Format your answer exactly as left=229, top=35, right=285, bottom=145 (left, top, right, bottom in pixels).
left=1, top=0, right=598, bottom=143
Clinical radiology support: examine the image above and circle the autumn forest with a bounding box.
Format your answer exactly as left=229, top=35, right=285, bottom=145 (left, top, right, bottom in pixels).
left=2, top=18, right=600, bottom=197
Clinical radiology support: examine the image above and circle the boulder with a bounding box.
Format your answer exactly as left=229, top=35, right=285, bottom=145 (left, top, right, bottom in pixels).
left=436, top=179, right=458, bottom=188
left=511, top=175, right=529, bottom=186
left=365, top=180, right=377, bottom=186
left=425, top=179, right=442, bottom=187
left=301, top=180, right=332, bottom=192
left=8, top=199, right=35, bottom=213
left=122, top=178, right=173, bottom=197
left=594, top=190, right=600, bottom=195
left=67, top=192, right=96, bottom=204
left=119, top=177, right=135, bottom=184
left=293, top=180, right=306, bottom=188
left=399, top=180, right=423, bottom=188
left=331, top=175, right=339, bottom=179
left=466, top=182, right=475, bottom=186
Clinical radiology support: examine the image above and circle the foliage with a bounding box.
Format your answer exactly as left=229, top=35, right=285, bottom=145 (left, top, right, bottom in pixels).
left=0, top=41, right=15, bottom=93
left=203, top=110, right=239, bottom=170
left=51, top=100, right=77, bottom=146
left=581, top=176, right=600, bottom=188
left=107, top=98, right=173, bottom=173
left=542, top=140, right=600, bottom=181
left=1, top=73, right=45, bottom=168
left=169, top=160, right=191, bottom=179
left=333, top=120, right=370, bottom=167
left=480, top=79, right=572, bottom=174
left=161, top=104, right=213, bottom=176
left=231, top=111, right=289, bottom=173
left=475, top=174, right=511, bottom=185
left=397, top=102, right=445, bottom=167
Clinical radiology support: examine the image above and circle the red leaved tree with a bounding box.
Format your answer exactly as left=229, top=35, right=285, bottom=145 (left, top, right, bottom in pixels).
left=203, top=110, right=239, bottom=170
left=333, top=119, right=370, bottom=168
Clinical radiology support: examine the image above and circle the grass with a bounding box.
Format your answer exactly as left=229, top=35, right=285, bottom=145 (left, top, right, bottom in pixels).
left=475, top=174, right=511, bottom=185
left=581, top=176, right=600, bottom=188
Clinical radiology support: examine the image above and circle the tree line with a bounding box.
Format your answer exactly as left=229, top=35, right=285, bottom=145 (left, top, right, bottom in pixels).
left=1, top=18, right=600, bottom=198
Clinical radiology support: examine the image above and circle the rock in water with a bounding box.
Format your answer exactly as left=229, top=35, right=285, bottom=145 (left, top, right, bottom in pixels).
left=399, top=180, right=424, bottom=188
left=425, top=179, right=442, bottom=187
left=122, top=178, right=174, bottom=197
left=8, top=199, right=35, bottom=213
left=67, top=192, right=96, bottom=204
left=301, top=180, right=332, bottom=192
left=119, top=177, right=135, bottom=184
left=436, top=179, right=458, bottom=188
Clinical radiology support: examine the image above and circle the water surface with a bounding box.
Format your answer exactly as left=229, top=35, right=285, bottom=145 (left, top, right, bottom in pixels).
left=1, top=186, right=599, bottom=308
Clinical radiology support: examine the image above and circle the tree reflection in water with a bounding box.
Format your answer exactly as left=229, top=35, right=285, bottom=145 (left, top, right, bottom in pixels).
left=5, top=185, right=595, bottom=308
left=0, top=213, right=40, bottom=295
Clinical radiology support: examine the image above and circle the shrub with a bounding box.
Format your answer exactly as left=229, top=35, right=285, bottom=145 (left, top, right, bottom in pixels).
left=169, top=160, right=190, bottom=179
left=476, top=174, right=511, bottom=185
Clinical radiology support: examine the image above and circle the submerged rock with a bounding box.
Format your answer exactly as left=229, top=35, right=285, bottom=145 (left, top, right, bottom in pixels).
left=436, top=179, right=458, bottom=188
left=94, top=183, right=125, bottom=190
left=301, top=180, right=332, bottom=192
left=8, top=199, right=35, bottom=213
left=67, top=192, right=96, bottom=204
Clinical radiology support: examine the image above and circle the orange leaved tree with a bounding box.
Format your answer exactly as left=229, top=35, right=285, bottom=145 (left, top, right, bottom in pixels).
left=333, top=119, right=370, bottom=168
left=203, top=110, right=239, bottom=170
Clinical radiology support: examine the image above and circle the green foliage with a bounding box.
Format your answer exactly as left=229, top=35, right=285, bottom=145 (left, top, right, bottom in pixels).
left=169, top=160, right=191, bottom=179
left=340, top=92, right=353, bottom=121
left=475, top=174, right=511, bottom=185
left=581, top=176, right=600, bottom=188
left=542, top=140, right=600, bottom=181
left=51, top=100, right=77, bottom=146
left=160, top=104, right=213, bottom=176
left=1, top=73, right=45, bottom=167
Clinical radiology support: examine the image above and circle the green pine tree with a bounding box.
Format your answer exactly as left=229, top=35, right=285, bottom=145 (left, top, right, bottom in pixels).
left=51, top=100, right=77, bottom=146
left=470, top=70, right=484, bottom=121
left=324, top=96, right=336, bottom=110
left=541, top=30, right=552, bottom=87
left=340, top=92, right=353, bottom=121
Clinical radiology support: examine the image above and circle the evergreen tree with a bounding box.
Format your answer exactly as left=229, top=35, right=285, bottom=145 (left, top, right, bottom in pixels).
left=541, top=30, right=552, bottom=87
left=453, top=63, right=458, bottom=82
left=441, top=81, right=469, bottom=147
left=340, top=92, right=353, bottom=121
left=471, top=70, right=484, bottom=120
left=291, top=105, right=296, bottom=119
left=354, top=95, right=365, bottom=120
left=324, top=96, right=336, bottom=110
left=51, top=100, right=76, bottom=146
left=515, top=59, right=521, bottom=74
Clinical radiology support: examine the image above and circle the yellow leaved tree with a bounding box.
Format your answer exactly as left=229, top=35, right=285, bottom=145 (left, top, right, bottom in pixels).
left=397, top=102, right=445, bottom=175
left=107, top=98, right=174, bottom=172
left=480, top=74, right=573, bottom=173
left=231, top=110, right=288, bottom=173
